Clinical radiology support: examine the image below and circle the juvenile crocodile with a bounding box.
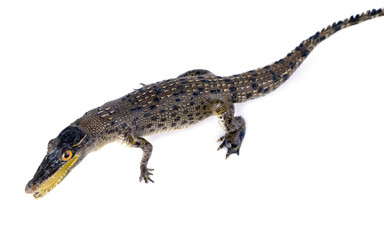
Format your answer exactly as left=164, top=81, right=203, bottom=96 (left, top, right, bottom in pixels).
left=26, top=8, right=383, bottom=198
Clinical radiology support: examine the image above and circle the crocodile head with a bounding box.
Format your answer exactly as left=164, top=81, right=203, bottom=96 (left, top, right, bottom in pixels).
left=25, top=126, right=93, bottom=198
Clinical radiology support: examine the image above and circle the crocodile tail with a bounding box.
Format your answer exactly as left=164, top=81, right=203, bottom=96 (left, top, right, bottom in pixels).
left=233, top=8, right=383, bottom=103
left=282, top=8, right=384, bottom=80
left=300, top=8, right=384, bottom=57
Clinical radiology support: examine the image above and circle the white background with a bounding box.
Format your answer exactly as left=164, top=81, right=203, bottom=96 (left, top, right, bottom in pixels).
left=1, top=1, right=383, bottom=239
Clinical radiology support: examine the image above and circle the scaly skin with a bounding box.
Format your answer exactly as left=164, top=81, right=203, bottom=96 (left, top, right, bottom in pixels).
left=26, top=8, right=383, bottom=197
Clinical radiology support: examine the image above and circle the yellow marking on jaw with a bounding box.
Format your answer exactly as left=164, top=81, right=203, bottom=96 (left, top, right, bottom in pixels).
left=72, top=135, right=87, bottom=147
left=33, top=155, right=79, bottom=199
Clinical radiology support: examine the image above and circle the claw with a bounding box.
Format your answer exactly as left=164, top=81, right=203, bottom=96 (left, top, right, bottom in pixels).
left=139, top=168, right=155, bottom=183
left=217, top=142, right=225, bottom=151
left=139, top=175, right=155, bottom=183
left=217, top=128, right=245, bottom=159
left=225, top=148, right=238, bottom=159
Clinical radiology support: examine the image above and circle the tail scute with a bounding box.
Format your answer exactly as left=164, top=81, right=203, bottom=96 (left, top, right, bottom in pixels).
left=235, top=8, right=383, bottom=103
left=282, top=8, right=383, bottom=76
left=306, top=8, right=383, bottom=49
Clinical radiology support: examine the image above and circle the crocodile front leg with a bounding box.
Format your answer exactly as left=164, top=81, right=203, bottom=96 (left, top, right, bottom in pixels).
left=124, top=134, right=154, bottom=183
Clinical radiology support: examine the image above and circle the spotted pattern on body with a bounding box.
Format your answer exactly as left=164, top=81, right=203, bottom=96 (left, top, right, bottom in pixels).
left=26, top=8, right=383, bottom=198
left=74, top=9, right=383, bottom=184
left=73, top=8, right=384, bottom=184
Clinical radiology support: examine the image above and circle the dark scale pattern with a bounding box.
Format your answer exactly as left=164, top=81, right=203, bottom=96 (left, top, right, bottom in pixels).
left=26, top=8, right=384, bottom=199
left=74, top=8, right=384, bottom=142
left=67, top=8, right=384, bottom=186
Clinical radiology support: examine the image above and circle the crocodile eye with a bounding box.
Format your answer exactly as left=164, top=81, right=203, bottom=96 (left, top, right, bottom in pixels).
left=62, top=150, right=73, bottom=161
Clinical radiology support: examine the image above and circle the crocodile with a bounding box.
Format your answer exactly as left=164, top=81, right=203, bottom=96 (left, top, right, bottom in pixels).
left=26, top=8, right=383, bottom=198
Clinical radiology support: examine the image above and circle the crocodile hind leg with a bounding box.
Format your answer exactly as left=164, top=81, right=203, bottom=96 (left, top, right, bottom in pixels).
left=215, top=100, right=246, bottom=159
left=124, top=134, right=154, bottom=183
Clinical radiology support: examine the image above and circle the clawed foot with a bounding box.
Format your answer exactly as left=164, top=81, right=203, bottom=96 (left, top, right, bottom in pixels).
left=139, top=166, right=154, bottom=183
left=217, top=129, right=245, bottom=159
